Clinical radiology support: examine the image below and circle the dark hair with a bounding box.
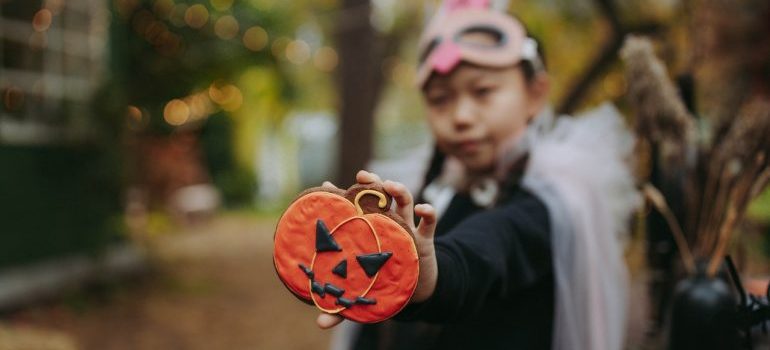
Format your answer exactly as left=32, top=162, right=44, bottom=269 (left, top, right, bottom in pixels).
left=521, top=60, right=539, bottom=83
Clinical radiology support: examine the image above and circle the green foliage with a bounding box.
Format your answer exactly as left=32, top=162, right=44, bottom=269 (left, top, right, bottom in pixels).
left=747, top=188, right=770, bottom=223
left=111, top=0, right=296, bottom=134
left=214, top=167, right=258, bottom=208
left=200, top=112, right=257, bottom=207
left=0, top=145, right=124, bottom=267
left=200, top=112, right=235, bottom=175
left=762, top=229, right=770, bottom=259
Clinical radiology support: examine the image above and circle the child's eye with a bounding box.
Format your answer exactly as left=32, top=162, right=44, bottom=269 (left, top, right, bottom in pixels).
left=427, top=94, right=450, bottom=107
left=473, top=86, right=495, bottom=98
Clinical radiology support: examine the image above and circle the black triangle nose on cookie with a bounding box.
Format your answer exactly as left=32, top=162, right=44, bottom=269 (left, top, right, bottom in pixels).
left=332, top=259, right=348, bottom=278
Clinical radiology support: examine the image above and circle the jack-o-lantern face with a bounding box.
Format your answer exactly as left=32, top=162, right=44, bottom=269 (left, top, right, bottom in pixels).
left=273, top=185, right=419, bottom=323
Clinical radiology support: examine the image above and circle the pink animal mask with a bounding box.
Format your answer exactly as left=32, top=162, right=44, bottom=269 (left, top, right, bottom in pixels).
left=416, top=0, right=542, bottom=87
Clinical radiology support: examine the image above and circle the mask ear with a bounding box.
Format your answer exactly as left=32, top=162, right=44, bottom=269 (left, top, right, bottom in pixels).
left=423, top=1, right=437, bottom=26
left=439, top=0, right=491, bottom=14
left=490, top=0, right=510, bottom=12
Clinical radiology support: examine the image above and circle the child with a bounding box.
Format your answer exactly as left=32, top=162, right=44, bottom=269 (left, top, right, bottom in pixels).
left=319, top=1, right=639, bottom=349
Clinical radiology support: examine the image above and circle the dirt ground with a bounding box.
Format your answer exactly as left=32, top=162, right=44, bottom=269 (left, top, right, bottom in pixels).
left=1, top=213, right=330, bottom=350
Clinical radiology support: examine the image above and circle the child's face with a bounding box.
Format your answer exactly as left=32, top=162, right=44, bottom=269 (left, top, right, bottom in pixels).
left=422, top=64, right=547, bottom=173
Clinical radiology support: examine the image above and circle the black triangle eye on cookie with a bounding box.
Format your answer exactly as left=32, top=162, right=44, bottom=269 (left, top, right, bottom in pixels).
left=326, top=253, right=392, bottom=279
left=356, top=252, right=393, bottom=277
left=315, top=219, right=341, bottom=252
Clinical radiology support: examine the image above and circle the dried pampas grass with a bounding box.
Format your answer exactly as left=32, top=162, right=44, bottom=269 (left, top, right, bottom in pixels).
left=621, top=36, right=696, bottom=168
left=622, top=36, right=770, bottom=277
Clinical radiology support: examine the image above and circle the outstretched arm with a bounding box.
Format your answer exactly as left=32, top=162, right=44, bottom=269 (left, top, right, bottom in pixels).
left=317, top=170, right=439, bottom=329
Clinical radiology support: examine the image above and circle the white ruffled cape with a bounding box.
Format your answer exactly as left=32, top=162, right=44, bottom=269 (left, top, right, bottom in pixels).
left=522, top=103, right=640, bottom=350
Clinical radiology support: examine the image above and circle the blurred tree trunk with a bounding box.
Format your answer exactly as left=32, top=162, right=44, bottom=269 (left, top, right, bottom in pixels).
left=335, top=0, right=379, bottom=187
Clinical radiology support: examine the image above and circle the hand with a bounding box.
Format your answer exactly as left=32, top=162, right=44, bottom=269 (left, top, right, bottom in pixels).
left=315, top=170, right=439, bottom=329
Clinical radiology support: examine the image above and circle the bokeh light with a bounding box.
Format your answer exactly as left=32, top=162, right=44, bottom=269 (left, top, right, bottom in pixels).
left=169, top=4, right=189, bottom=27
left=32, top=9, right=53, bottom=32
left=214, top=15, right=239, bottom=40
left=132, top=10, right=154, bottom=34
left=313, top=46, right=338, bottom=72
left=145, top=21, right=168, bottom=45
left=243, top=26, right=268, bottom=52
left=153, top=0, right=174, bottom=20
left=126, top=105, right=142, bottom=121
left=184, top=4, right=209, bottom=29
left=271, top=37, right=290, bottom=59
left=163, top=99, right=191, bottom=126
left=210, top=0, right=234, bottom=12
left=286, top=40, right=311, bottom=65
left=208, top=82, right=243, bottom=112
left=114, top=0, right=139, bottom=19
left=3, top=86, right=25, bottom=112
left=146, top=22, right=183, bottom=57
left=126, top=105, right=148, bottom=130
left=184, top=91, right=215, bottom=120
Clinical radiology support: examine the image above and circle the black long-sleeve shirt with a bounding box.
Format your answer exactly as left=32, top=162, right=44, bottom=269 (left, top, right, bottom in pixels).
left=353, top=188, right=554, bottom=350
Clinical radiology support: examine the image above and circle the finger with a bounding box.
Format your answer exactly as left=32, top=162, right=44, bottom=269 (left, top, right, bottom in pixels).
left=316, top=313, right=344, bottom=329
left=383, top=180, right=414, bottom=226
left=414, top=204, right=437, bottom=241
left=321, top=181, right=339, bottom=190
left=356, top=170, right=382, bottom=184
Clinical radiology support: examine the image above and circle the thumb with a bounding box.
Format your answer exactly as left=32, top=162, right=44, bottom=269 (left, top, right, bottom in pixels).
left=316, top=313, right=344, bottom=329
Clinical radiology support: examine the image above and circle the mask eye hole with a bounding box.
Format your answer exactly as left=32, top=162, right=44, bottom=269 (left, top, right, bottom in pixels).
left=419, top=38, right=442, bottom=64
left=455, top=25, right=506, bottom=48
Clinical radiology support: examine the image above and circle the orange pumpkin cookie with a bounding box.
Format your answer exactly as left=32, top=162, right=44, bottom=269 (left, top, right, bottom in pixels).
left=273, top=184, right=419, bottom=323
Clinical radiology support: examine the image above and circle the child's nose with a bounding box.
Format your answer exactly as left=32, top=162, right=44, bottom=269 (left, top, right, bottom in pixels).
left=452, top=96, right=476, bottom=128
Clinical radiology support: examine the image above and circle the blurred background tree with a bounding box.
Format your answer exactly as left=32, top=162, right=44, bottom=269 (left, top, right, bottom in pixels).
left=111, top=0, right=297, bottom=208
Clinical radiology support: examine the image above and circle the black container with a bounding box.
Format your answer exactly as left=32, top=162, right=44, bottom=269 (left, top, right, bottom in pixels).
left=667, top=273, right=740, bottom=349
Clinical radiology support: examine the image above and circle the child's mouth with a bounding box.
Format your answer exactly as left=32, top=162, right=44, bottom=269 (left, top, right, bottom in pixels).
left=456, top=140, right=482, bottom=154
